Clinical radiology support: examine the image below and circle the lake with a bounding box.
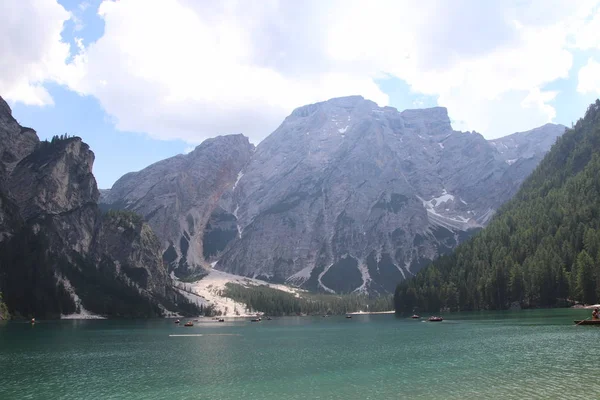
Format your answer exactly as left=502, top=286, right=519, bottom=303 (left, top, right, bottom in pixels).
left=1, top=309, right=599, bottom=399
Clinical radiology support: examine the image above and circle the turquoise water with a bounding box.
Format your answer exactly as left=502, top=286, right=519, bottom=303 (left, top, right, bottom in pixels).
left=1, top=309, right=599, bottom=399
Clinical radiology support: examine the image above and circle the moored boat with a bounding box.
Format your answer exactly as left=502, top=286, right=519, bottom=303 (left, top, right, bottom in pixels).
left=174, top=319, right=180, bottom=324
left=184, top=321, right=193, bottom=327
left=346, top=315, right=352, bottom=319
left=428, top=316, right=443, bottom=322
left=411, top=315, right=420, bottom=319
left=574, top=319, right=600, bottom=325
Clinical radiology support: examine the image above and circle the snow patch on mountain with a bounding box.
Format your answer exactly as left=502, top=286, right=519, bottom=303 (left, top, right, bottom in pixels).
left=422, top=190, right=455, bottom=210
left=232, top=171, right=244, bottom=190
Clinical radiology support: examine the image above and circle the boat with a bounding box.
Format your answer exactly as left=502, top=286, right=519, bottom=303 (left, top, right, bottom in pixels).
left=574, top=319, right=600, bottom=325
left=251, top=318, right=261, bottom=322
left=218, top=318, right=225, bottom=322
left=184, top=321, right=194, bottom=327
left=411, top=315, right=421, bottom=319
left=174, top=319, right=180, bottom=324
left=428, top=316, right=443, bottom=322
left=346, top=315, right=352, bottom=319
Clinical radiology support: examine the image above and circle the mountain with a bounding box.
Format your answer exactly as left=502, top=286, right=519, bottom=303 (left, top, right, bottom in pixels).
left=218, top=97, right=565, bottom=293
left=102, top=96, right=565, bottom=294
left=0, top=96, right=198, bottom=319
left=99, top=135, right=255, bottom=277
left=394, top=99, right=600, bottom=313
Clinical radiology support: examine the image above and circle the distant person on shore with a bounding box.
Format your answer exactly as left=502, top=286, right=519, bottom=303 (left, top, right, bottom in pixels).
left=592, top=308, right=599, bottom=320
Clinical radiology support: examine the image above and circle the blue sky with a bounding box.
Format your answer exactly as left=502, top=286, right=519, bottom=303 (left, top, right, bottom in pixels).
left=3, top=0, right=600, bottom=188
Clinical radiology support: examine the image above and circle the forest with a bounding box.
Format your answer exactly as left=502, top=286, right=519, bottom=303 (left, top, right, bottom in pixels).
left=0, top=220, right=200, bottom=319
left=0, top=292, right=9, bottom=319
left=223, top=283, right=393, bottom=316
left=395, top=100, right=600, bottom=313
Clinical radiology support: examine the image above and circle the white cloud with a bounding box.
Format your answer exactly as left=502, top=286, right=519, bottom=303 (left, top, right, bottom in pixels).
left=577, top=58, right=600, bottom=95
left=4, top=0, right=600, bottom=142
left=0, top=0, right=75, bottom=105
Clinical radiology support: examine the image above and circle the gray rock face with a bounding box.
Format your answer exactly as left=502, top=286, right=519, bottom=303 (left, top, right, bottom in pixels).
left=491, top=123, right=566, bottom=162
left=101, top=134, right=255, bottom=276
left=0, top=95, right=193, bottom=317
left=9, top=138, right=99, bottom=221
left=215, top=96, right=565, bottom=293
left=0, top=97, right=39, bottom=184
left=103, top=96, right=565, bottom=293
left=92, top=212, right=168, bottom=296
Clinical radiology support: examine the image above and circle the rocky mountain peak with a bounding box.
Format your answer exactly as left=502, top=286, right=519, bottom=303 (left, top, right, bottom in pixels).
left=100, top=133, right=255, bottom=276
left=490, top=123, right=566, bottom=162
left=8, top=137, right=99, bottom=221
left=0, top=96, right=13, bottom=121
left=189, top=133, right=253, bottom=158
left=0, top=96, right=39, bottom=183
left=289, top=95, right=374, bottom=118
left=400, top=107, right=452, bottom=136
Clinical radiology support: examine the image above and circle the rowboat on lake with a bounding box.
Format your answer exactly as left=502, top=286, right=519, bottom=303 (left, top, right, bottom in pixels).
left=574, top=319, right=600, bottom=325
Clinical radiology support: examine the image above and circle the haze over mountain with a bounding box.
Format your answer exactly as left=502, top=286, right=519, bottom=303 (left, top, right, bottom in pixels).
left=101, top=96, right=566, bottom=294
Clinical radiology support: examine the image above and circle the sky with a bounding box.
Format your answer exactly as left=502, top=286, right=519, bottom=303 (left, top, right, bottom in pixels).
left=2, top=0, right=600, bottom=188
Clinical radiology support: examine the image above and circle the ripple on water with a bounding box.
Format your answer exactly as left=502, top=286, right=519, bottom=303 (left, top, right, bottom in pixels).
left=1, top=311, right=600, bottom=399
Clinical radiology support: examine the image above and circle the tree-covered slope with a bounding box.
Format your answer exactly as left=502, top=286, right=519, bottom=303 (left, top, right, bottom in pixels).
left=394, top=100, right=600, bottom=313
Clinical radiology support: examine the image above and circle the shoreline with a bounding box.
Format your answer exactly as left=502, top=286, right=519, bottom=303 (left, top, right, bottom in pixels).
left=572, top=303, right=600, bottom=309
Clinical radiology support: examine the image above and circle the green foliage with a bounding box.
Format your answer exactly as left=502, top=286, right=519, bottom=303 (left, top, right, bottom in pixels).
left=0, top=226, right=76, bottom=319
left=171, top=282, right=217, bottom=316
left=154, top=287, right=203, bottom=317
left=0, top=223, right=200, bottom=319
left=59, top=255, right=163, bottom=318
left=177, top=271, right=209, bottom=283
left=104, top=209, right=144, bottom=226
left=395, top=99, right=600, bottom=313
left=38, top=133, right=77, bottom=151
left=0, top=292, right=9, bottom=320
left=223, top=283, right=393, bottom=316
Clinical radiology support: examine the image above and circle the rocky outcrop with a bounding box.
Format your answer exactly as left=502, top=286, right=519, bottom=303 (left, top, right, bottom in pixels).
left=102, top=96, right=566, bottom=294
left=9, top=138, right=99, bottom=221
left=100, top=134, right=255, bottom=276
left=92, top=211, right=168, bottom=296
left=0, top=97, right=39, bottom=184
left=0, top=95, right=198, bottom=318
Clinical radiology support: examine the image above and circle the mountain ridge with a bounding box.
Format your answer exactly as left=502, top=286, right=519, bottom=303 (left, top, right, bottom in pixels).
left=102, top=96, right=566, bottom=293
